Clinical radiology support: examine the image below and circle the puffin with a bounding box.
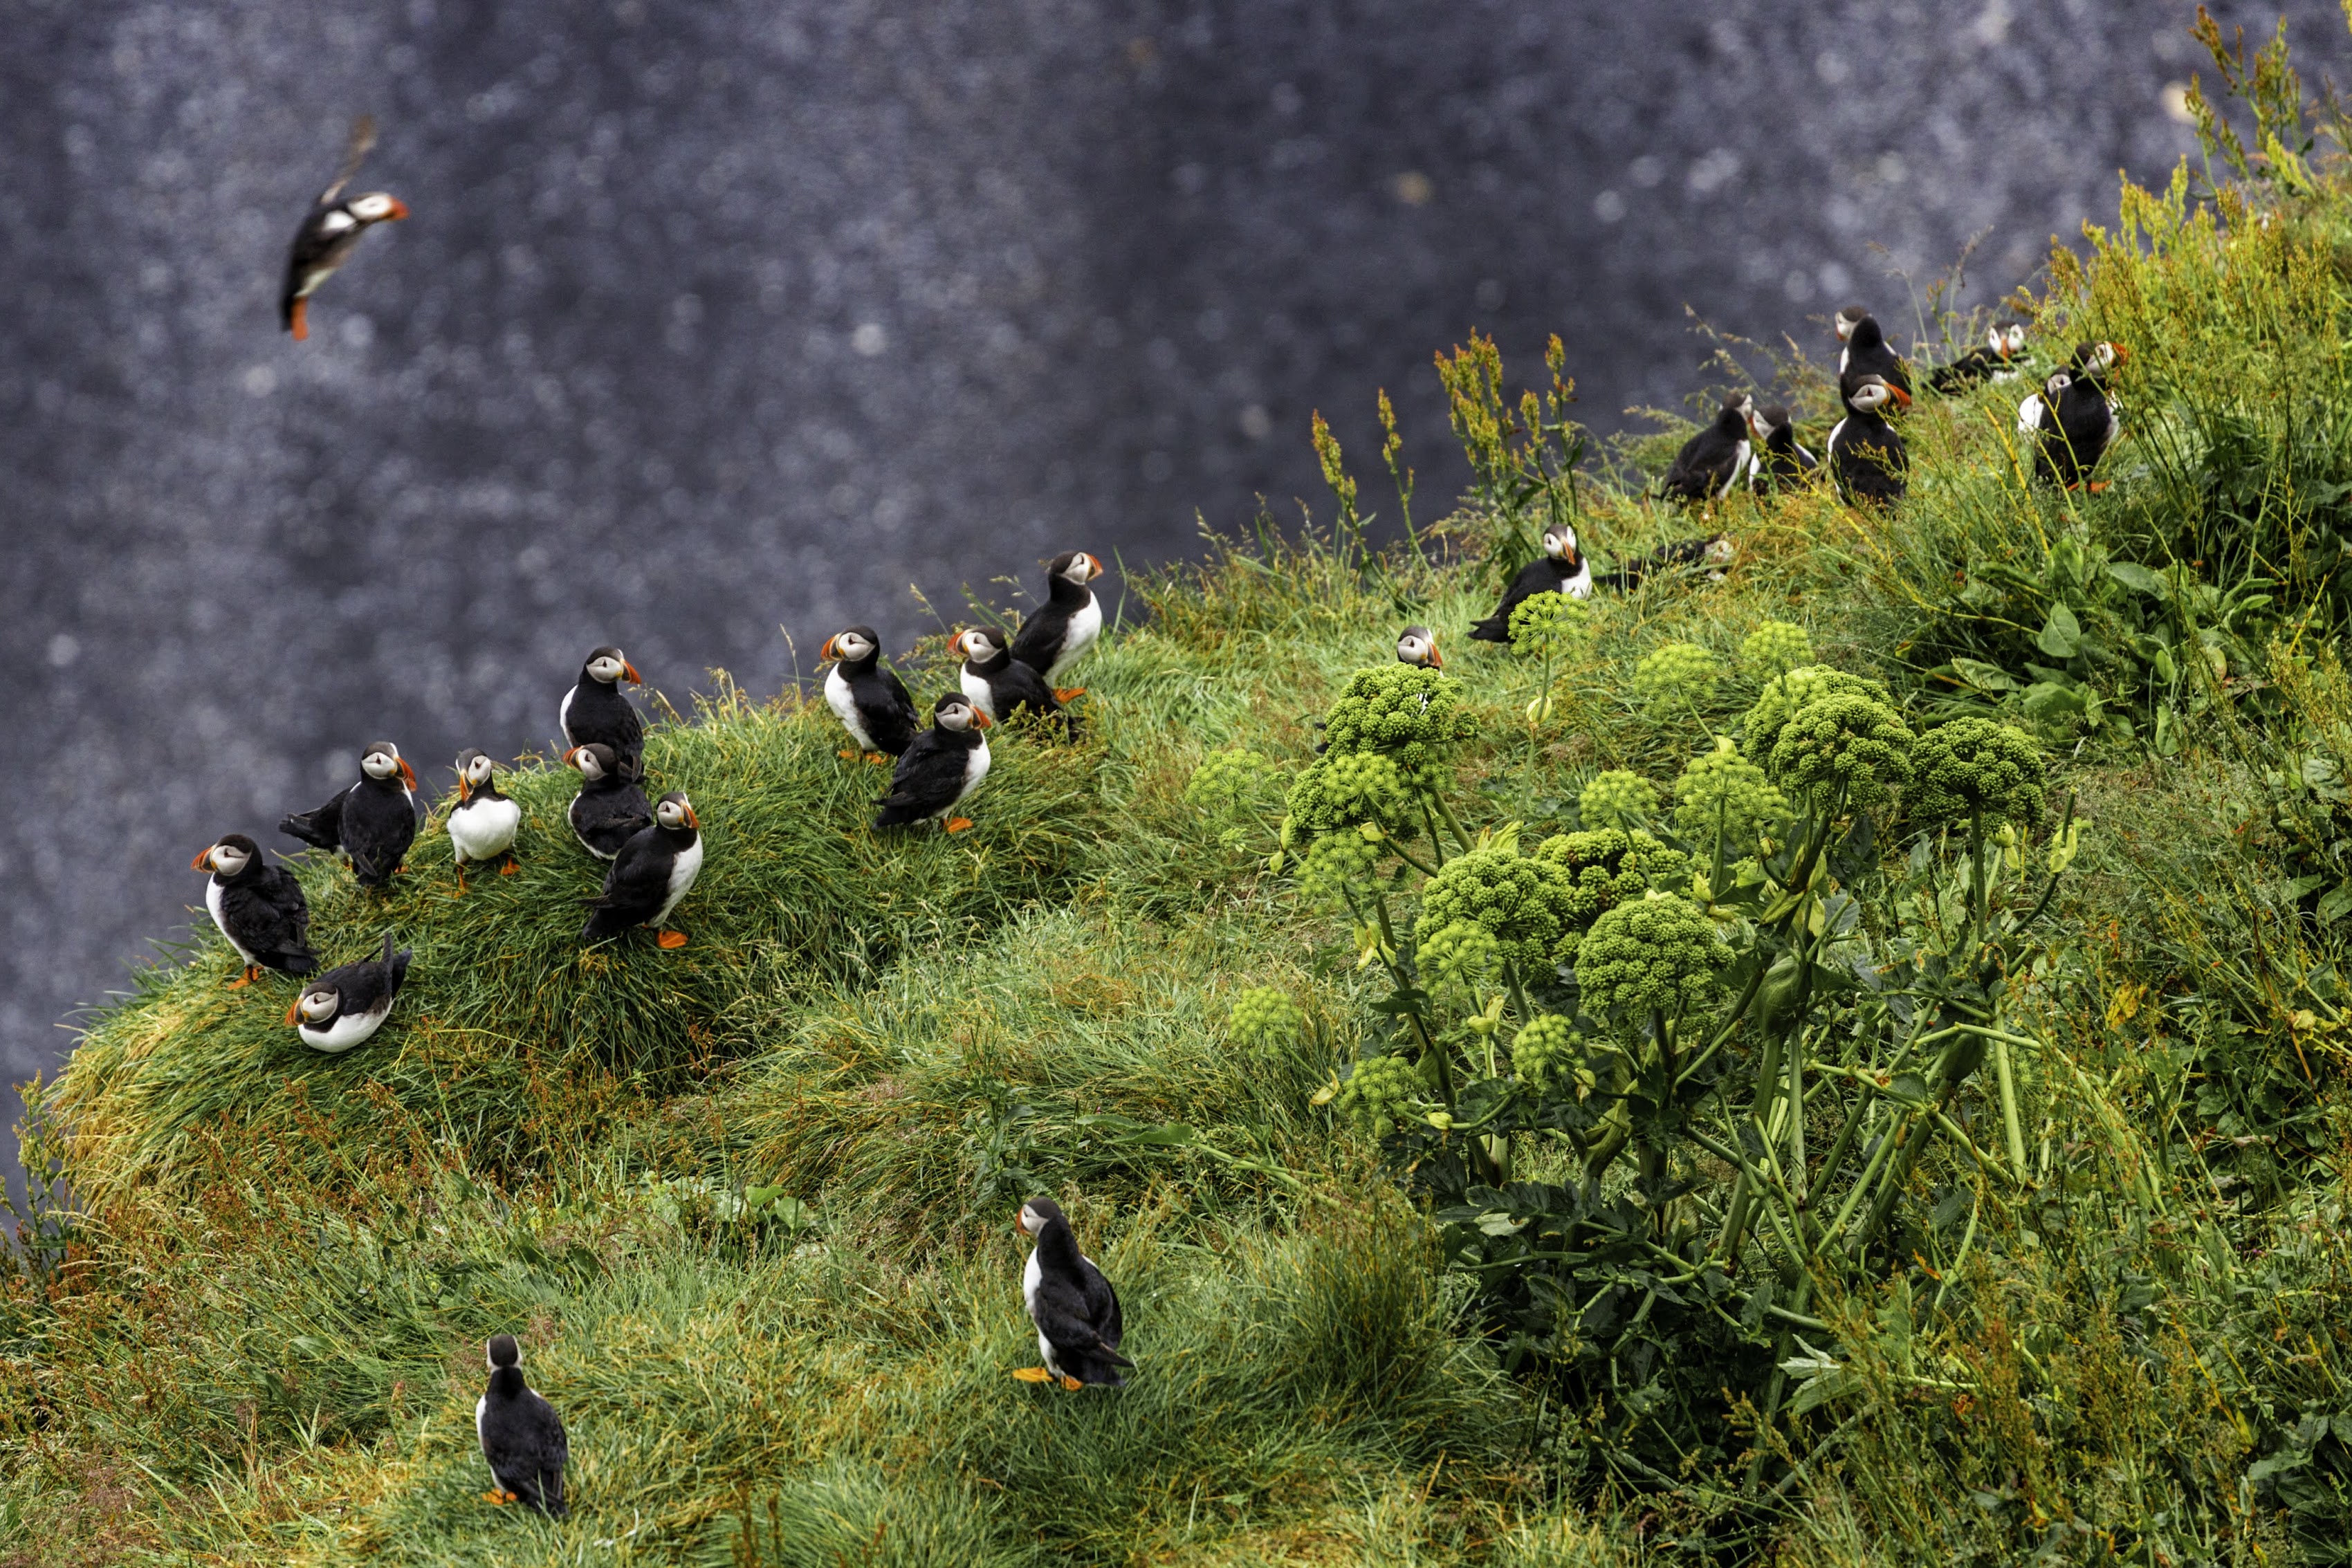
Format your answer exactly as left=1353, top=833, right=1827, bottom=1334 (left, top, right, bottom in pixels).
left=1660, top=396, right=1754, bottom=504
left=1012, top=1196, right=1130, bottom=1390
left=1929, top=322, right=2030, bottom=394
left=1467, top=522, right=1593, bottom=641
left=1395, top=626, right=1442, bottom=668
left=477, top=1334, right=568, bottom=1518
left=560, top=647, right=645, bottom=773
left=446, top=749, right=522, bottom=892
left=1828, top=374, right=1909, bottom=506
left=820, top=625, right=919, bottom=759
left=955, top=627, right=1068, bottom=735
left=281, top=116, right=408, bottom=342
left=286, top=931, right=411, bottom=1053
left=874, top=694, right=992, bottom=831
left=2019, top=365, right=2120, bottom=490
left=279, top=741, right=419, bottom=888
left=580, top=791, right=702, bottom=948
left=1007, top=550, right=1107, bottom=694
left=1835, top=310, right=1911, bottom=404
left=564, top=742, right=653, bottom=860
left=1744, top=405, right=1818, bottom=492
left=191, top=834, right=315, bottom=986
left=1592, top=535, right=1736, bottom=592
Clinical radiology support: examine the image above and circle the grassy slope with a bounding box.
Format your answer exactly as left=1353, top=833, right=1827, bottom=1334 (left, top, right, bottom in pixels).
left=15, top=140, right=2352, bottom=1568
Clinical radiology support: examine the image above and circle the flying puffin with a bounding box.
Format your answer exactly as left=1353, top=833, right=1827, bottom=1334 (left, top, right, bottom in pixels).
left=874, top=694, right=992, bottom=831
left=580, top=791, right=702, bottom=948
left=279, top=741, right=419, bottom=888
left=281, top=116, right=407, bottom=342
left=1929, top=322, right=2030, bottom=394
left=563, top=742, right=652, bottom=860
left=955, top=627, right=1068, bottom=735
left=1744, top=405, right=1818, bottom=492
left=1467, top=522, right=1592, bottom=641
left=1011, top=1196, right=1131, bottom=1390
left=1835, top=308, right=1911, bottom=404
left=1828, top=373, right=1909, bottom=506
left=445, top=749, right=522, bottom=892
left=2019, top=358, right=2123, bottom=490
left=191, top=834, right=315, bottom=986
left=285, top=931, right=411, bottom=1053
left=1660, top=396, right=1754, bottom=504
left=820, top=626, right=919, bottom=759
left=560, top=647, right=645, bottom=773
left=1007, top=550, right=1106, bottom=694
left=477, top=1334, right=568, bottom=1518
left=1592, top=535, right=1737, bottom=592
left=1395, top=626, right=1442, bottom=668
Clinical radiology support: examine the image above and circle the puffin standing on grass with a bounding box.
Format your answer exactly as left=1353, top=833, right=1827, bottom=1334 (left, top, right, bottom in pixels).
left=580, top=791, right=702, bottom=948
left=1395, top=626, right=1442, bottom=668
left=820, top=626, right=919, bottom=759
left=286, top=932, right=411, bottom=1053
left=1468, top=522, right=1592, bottom=641
left=1744, top=405, right=1817, bottom=492
left=1930, top=322, right=2030, bottom=394
left=1828, top=374, right=1909, bottom=506
left=477, top=1335, right=568, bottom=1518
left=1835, top=308, right=1911, bottom=403
left=874, top=694, right=991, bottom=832
left=279, top=741, right=419, bottom=888
left=564, top=743, right=652, bottom=860
left=560, top=647, right=645, bottom=773
left=281, top=116, right=408, bottom=342
left=191, top=834, right=315, bottom=986
left=955, top=627, right=1067, bottom=735
left=1660, top=396, right=1753, bottom=504
left=2019, top=355, right=2124, bottom=490
left=1012, top=1197, right=1131, bottom=1390
left=446, top=749, right=522, bottom=892
left=1007, top=550, right=1106, bottom=695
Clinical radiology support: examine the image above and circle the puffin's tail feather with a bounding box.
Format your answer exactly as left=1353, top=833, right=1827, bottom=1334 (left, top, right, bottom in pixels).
left=277, top=808, right=336, bottom=849
left=1467, top=618, right=1508, bottom=643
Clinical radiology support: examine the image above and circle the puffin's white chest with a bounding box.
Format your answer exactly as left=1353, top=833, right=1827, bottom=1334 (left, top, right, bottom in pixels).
left=958, top=737, right=992, bottom=804
left=477, top=1394, right=488, bottom=1449
left=1561, top=557, right=1594, bottom=601
left=1717, top=440, right=1752, bottom=499
left=654, top=837, right=704, bottom=924
left=1049, top=595, right=1104, bottom=679
left=449, top=796, right=522, bottom=864
left=824, top=665, right=874, bottom=749
left=558, top=685, right=578, bottom=746
left=959, top=667, right=996, bottom=721
left=1022, top=1246, right=1042, bottom=1311
left=204, top=879, right=256, bottom=964
left=300, top=995, right=392, bottom=1054
left=2016, top=393, right=2047, bottom=436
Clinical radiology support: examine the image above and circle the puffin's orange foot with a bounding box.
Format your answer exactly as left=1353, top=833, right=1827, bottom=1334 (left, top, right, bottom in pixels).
left=655, top=929, right=689, bottom=950
left=451, top=878, right=467, bottom=899
left=1010, top=1367, right=1055, bottom=1383
left=865, top=752, right=890, bottom=766
left=483, top=1489, right=515, bottom=1506
left=1058, top=1374, right=1085, bottom=1392
left=838, top=748, right=861, bottom=761
left=499, top=856, right=522, bottom=876
left=288, top=299, right=309, bottom=340
left=945, top=817, right=974, bottom=833
left=2086, top=481, right=2110, bottom=493
left=227, top=966, right=256, bottom=990
left=1054, top=688, right=1086, bottom=703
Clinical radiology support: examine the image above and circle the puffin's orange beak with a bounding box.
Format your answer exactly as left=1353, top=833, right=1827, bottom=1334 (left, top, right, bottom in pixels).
left=2109, top=343, right=2131, bottom=362
left=951, top=631, right=971, bottom=658
left=623, top=661, right=641, bottom=684
left=385, top=199, right=410, bottom=221
left=973, top=709, right=993, bottom=728
left=1889, top=385, right=1913, bottom=410
left=457, top=776, right=472, bottom=802
left=684, top=806, right=701, bottom=829
left=284, top=999, right=304, bottom=1026
left=820, top=636, right=840, bottom=663
left=1427, top=645, right=1443, bottom=668
left=562, top=746, right=581, bottom=766
left=398, top=759, right=419, bottom=790
left=1086, top=553, right=1104, bottom=578
left=191, top=848, right=213, bottom=871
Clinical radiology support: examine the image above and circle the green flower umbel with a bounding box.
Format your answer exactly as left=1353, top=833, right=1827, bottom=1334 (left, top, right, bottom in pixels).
left=1534, top=828, right=1691, bottom=931
left=1575, top=892, right=1731, bottom=1018
left=1741, top=664, right=1893, bottom=762
left=1765, top=692, right=1915, bottom=805
left=1511, top=1013, right=1584, bottom=1094
left=1228, top=986, right=1306, bottom=1051
left=1673, top=737, right=1788, bottom=846
left=1739, top=620, right=1814, bottom=676
left=1579, top=769, right=1657, bottom=830
left=1318, top=664, right=1478, bottom=789
left=1335, top=1054, right=1430, bottom=1138
left=1413, top=846, right=1584, bottom=979
left=1908, top=718, right=2047, bottom=830
left=1507, top=590, right=1590, bottom=658
left=1632, top=640, right=1722, bottom=707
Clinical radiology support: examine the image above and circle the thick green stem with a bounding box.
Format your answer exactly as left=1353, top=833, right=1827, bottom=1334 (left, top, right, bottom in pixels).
left=1994, top=1038, right=2028, bottom=1182
left=1433, top=794, right=1477, bottom=857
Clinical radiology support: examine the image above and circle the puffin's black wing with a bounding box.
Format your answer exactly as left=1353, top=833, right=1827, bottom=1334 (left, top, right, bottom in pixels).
left=1929, top=348, right=1995, bottom=394
left=870, top=667, right=921, bottom=755
left=340, top=786, right=418, bottom=887
left=278, top=785, right=351, bottom=851
left=1081, top=1256, right=1123, bottom=1354
left=1007, top=607, right=1069, bottom=674
left=1469, top=557, right=1563, bottom=641
left=874, top=736, right=968, bottom=827
left=582, top=832, right=672, bottom=936
left=484, top=1394, right=569, bottom=1517
left=222, top=869, right=316, bottom=974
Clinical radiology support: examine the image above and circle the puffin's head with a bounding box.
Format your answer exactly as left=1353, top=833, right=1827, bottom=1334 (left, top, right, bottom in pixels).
left=1724, top=393, right=1755, bottom=423
left=1541, top=523, right=1581, bottom=567
left=821, top=626, right=878, bottom=665
left=654, top=791, right=699, bottom=832
left=1017, top=1196, right=1067, bottom=1237
left=1845, top=375, right=1907, bottom=414
left=360, top=741, right=416, bottom=790
left=347, top=192, right=409, bottom=223
left=1834, top=304, right=1870, bottom=342
left=1049, top=550, right=1104, bottom=586
left=2043, top=369, right=2074, bottom=400
left=1395, top=626, right=1441, bottom=668
left=935, top=694, right=988, bottom=732
left=453, top=748, right=495, bottom=797
left=2075, top=341, right=2127, bottom=377
left=1749, top=403, right=1791, bottom=441
left=287, top=985, right=340, bottom=1027
left=564, top=742, right=618, bottom=783
left=952, top=627, right=1003, bottom=664
left=583, top=647, right=638, bottom=686
left=1994, top=322, right=2028, bottom=357
left=486, top=1334, right=520, bottom=1369
left=192, top=833, right=259, bottom=876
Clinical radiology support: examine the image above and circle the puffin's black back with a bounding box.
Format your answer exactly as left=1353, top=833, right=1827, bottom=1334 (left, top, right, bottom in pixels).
left=1841, top=315, right=1911, bottom=399
left=875, top=720, right=982, bottom=828
left=1830, top=387, right=1907, bottom=506
left=217, top=860, right=317, bottom=974
left=1468, top=555, right=1577, bottom=641
left=1029, top=1215, right=1130, bottom=1387
left=840, top=655, right=921, bottom=755
left=1008, top=557, right=1096, bottom=674
left=1660, top=403, right=1749, bottom=501
left=479, top=1343, right=569, bottom=1517
left=581, top=819, right=698, bottom=942
left=2034, top=379, right=2116, bottom=488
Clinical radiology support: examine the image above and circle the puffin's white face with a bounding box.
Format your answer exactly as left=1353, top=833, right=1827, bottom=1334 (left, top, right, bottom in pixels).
left=1058, top=552, right=1103, bottom=584
left=2083, top=342, right=2124, bottom=376
left=956, top=629, right=1002, bottom=662
left=1835, top=309, right=1863, bottom=342
left=567, top=746, right=608, bottom=782
left=1849, top=379, right=1895, bottom=413
left=361, top=746, right=404, bottom=782
left=461, top=754, right=495, bottom=788
left=937, top=700, right=982, bottom=734
left=586, top=652, right=630, bottom=685
left=295, top=989, right=340, bottom=1024
left=1018, top=1202, right=1045, bottom=1236
left=2043, top=371, right=2073, bottom=400
left=1543, top=526, right=1580, bottom=563
left=1999, top=324, right=2028, bottom=356
left=347, top=192, right=408, bottom=222
left=654, top=794, right=698, bottom=831
left=828, top=629, right=874, bottom=663
left=1395, top=629, right=1440, bottom=667
left=198, top=841, right=251, bottom=877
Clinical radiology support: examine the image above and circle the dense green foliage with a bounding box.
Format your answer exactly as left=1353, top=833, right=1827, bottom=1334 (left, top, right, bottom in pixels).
left=15, top=17, right=2352, bottom=1564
